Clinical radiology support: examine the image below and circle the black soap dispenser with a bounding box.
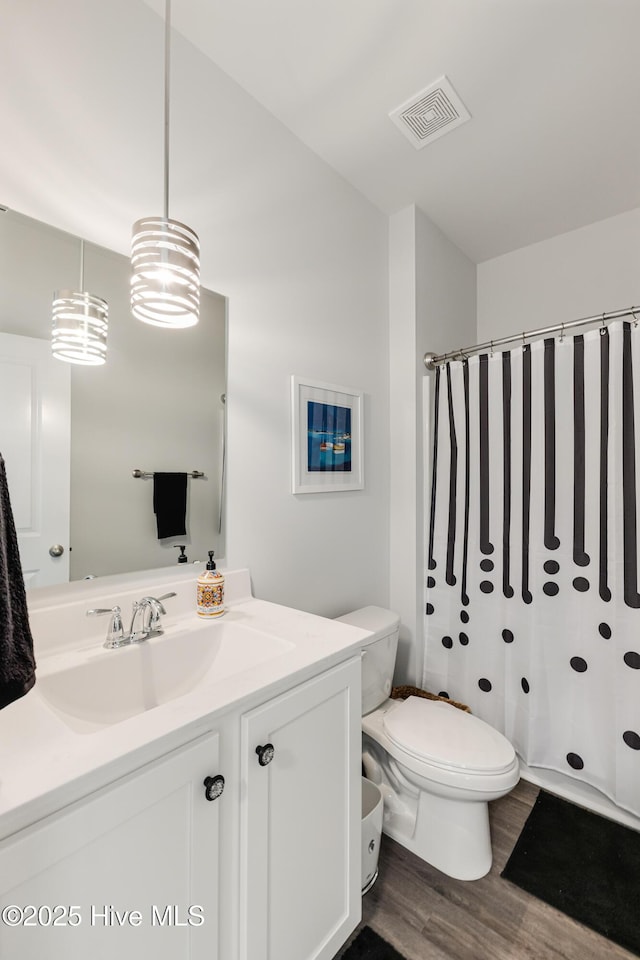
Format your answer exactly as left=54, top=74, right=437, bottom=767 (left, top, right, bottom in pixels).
left=175, top=545, right=188, bottom=563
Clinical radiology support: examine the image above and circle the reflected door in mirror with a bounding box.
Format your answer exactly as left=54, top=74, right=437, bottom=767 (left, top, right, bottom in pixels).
left=0, top=333, right=70, bottom=586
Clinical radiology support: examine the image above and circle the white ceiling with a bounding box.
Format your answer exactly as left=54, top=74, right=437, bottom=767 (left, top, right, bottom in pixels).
left=140, top=0, right=640, bottom=262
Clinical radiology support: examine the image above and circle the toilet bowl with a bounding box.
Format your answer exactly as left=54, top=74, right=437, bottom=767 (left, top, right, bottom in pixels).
left=337, top=606, right=520, bottom=881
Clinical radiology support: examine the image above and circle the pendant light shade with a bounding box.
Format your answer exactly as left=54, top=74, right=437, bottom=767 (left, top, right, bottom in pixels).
left=131, top=216, right=200, bottom=327
left=51, top=241, right=108, bottom=365
left=131, top=0, right=200, bottom=328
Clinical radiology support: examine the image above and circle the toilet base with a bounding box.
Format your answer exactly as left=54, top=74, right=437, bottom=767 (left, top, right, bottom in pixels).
left=382, top=787, right=493, bottom=881
left=363, top=727, right=517, bottom=881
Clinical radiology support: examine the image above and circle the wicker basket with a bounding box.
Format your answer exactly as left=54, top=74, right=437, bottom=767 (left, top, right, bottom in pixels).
left=390, top=684, right=471, bottom=713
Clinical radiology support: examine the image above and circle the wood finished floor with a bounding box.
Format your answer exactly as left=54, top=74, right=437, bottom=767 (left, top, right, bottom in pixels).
left=337, top=779, right=637, bottom=960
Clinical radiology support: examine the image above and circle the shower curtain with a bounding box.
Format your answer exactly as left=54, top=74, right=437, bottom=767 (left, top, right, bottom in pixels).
left=423, top=320, right=640, bottom=817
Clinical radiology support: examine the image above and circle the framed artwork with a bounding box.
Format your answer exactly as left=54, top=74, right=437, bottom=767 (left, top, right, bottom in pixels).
left=291, top=376, right=364, bottom=494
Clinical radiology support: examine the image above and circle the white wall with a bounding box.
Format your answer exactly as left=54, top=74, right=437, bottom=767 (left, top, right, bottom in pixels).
left=389, top=208, right=418, bottom=683
left=0, top=0, right=390, bottom=617
left=223, top=163, right=390, bottom=613
left=478, top=208, right=640, bottom=340
left=389, top=206, right=476, bottom=684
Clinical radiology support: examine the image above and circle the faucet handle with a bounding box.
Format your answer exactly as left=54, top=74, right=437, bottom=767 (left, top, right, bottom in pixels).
left=87, top=605, right=124, bottom=647
left=141, top=592, right=176, bottom=626
left=137, top=592, right=176, bottom=632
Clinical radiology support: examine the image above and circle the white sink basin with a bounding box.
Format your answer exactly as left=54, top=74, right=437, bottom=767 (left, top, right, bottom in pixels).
left=36, top=616, right=294, bottom=733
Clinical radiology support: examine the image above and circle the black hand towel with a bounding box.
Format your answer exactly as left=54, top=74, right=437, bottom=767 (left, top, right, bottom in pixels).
left=0, top=454, right=36, bottom=710
left=153, top=472, right=188, bottom=539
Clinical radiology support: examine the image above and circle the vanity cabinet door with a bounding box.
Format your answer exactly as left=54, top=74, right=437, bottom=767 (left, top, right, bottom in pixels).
left=240, top=657, right=361, bottom=960
left=0, top=731, right=223, bottom=960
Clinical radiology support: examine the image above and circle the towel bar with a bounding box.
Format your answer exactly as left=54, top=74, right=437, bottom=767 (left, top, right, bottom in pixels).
left=132, top=469, right=204, bottom=479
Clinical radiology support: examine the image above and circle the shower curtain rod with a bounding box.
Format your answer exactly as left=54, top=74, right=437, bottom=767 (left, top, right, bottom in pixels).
left=423, top=304, right=640, bottom=370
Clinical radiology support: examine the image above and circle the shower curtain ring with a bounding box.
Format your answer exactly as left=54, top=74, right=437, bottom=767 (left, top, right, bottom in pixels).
left=522, top=331, right=526, bottom=350
left=559, top=323, right=564, bottom=343
left=490, top=340, right=494, bottom=358
left=632, top=310, right=638, bottom=329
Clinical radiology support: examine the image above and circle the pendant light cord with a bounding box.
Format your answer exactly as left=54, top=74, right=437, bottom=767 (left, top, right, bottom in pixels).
left=164, top=0, right=171, bottom=221
left=79, top=239, right=84, bottom=291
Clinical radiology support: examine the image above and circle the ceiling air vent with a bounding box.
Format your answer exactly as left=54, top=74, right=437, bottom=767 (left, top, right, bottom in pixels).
left=389, top=75, right=470, bottom=149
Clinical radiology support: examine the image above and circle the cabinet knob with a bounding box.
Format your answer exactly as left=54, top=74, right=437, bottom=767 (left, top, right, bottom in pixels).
left=203, top=774, right=225, bottom=801
left=255, top=743, right=275, bottom=766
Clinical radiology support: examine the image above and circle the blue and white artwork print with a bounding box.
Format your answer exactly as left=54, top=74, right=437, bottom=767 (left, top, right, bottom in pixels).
left=307, top=400, right=352, bottom=473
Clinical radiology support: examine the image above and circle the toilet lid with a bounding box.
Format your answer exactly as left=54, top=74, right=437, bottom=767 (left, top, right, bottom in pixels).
left=382, top=697, right=515, bottom=774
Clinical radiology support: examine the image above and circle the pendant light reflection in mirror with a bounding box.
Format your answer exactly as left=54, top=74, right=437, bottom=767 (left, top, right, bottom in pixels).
left=51, top=239, right=108, bottom=366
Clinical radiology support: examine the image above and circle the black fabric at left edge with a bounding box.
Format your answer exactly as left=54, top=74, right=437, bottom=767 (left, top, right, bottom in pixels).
left=0, top=453, right=36, bottom=710
left=153, top=472, right=188, bottom=539
left=502, top=789, right=640, bottom=957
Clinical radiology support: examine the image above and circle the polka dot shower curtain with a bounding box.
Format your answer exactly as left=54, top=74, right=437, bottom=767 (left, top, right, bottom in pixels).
left=423, top=320, right=640, bottom=818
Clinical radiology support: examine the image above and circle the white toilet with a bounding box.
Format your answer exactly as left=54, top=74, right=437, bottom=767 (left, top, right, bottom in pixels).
left=337, top=606, right=520, bottom=881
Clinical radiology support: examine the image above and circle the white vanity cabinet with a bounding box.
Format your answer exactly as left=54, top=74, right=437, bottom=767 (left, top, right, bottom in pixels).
left=0, top=652, right=362, bottom=960
left=239, top=657, right=361, bottom=960
left=0, top=731, right=225, bottom=960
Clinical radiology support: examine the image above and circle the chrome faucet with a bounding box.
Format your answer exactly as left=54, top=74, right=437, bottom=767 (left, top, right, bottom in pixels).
left=129, top=593, right=176, bottom=642
left=87, top=592, right=177, bottom=649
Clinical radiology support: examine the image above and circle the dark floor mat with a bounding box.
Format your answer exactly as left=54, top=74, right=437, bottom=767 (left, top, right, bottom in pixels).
left=502, top=789, right=640, bottom=956
left=340, top=925, right=407, bottom=959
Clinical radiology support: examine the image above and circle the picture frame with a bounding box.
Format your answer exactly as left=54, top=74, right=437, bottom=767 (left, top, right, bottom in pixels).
left=291, top=376, right=364, bottom=494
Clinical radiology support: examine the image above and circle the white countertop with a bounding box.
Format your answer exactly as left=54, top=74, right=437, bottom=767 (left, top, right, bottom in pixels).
left=0, top=569, right=372, bottom=841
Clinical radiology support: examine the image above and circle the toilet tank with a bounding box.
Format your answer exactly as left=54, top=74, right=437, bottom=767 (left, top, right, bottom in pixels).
left=336, top=606, right=400, bottom=715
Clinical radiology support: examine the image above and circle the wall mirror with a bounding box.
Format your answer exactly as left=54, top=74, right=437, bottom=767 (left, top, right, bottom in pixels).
left=0, top=207, right=226, bottom=588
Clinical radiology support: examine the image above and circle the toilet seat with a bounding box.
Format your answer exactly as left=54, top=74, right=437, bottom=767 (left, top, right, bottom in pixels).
left=382, top=696, right=516, bottom=776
